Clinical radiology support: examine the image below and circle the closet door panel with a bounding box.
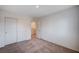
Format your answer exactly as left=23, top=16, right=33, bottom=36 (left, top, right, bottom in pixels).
left=17, top=19, right=28, bottom=42
left=17, top=19, right=31, bottom=42
left=0, top=16, right=5, bottom=47
left=5, top=17, right=17, bottom=45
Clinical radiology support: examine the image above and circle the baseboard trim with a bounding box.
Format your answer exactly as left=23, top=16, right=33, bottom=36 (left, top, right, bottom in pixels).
left=40, top=38, right=79, bottom=53
left=0, top=45, right=5, bottom=48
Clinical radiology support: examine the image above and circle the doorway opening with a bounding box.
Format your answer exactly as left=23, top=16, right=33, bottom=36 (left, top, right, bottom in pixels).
left=31, top=21, right=37, bottom=39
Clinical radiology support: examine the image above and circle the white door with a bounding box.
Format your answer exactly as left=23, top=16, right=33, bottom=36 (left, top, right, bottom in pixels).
left=0, top=16, right=5, bottom=47
left=5, top=17, right=17, bottom=45
left=17, top=19, right=31, bottom=42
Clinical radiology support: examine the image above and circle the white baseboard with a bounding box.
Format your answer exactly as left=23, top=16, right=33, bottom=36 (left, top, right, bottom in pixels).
left=0, top=45, right=5, bottom=48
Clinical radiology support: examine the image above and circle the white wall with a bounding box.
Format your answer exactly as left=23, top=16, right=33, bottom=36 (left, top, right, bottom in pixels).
left=0, top=11, right=32, bottom=47
left=38, top=6, right=79, bottom=51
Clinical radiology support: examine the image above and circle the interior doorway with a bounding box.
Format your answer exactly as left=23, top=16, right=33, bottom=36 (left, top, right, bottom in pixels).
left=31, top=21, right=37, bottom=39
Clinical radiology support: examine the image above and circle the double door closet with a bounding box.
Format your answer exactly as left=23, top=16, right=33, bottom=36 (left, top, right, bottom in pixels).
left=0, top=16, right=31, bottom=48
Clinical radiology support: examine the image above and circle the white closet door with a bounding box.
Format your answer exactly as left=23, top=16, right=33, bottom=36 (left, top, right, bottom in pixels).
left=17, top=19, right=31, bottom=42
left=5, top=17, right=17, bottom=45
left=0, top=16, right=5, bottom=47
left=17, top=19, right=27, bottom=42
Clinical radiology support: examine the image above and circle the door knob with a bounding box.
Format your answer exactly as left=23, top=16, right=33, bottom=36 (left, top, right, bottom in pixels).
left=5, top=32, right=7, bottom=34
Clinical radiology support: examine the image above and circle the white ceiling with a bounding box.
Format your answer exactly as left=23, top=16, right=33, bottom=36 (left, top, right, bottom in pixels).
left=0, top=5, right=74, bottom=17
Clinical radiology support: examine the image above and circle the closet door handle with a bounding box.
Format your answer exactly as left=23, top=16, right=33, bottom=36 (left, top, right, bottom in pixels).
left=5, top=32, right=7, bottom=34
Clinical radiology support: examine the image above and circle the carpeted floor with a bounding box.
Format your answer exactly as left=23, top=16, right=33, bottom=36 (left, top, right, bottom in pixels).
left=0, top=38, right=78, bottom=53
